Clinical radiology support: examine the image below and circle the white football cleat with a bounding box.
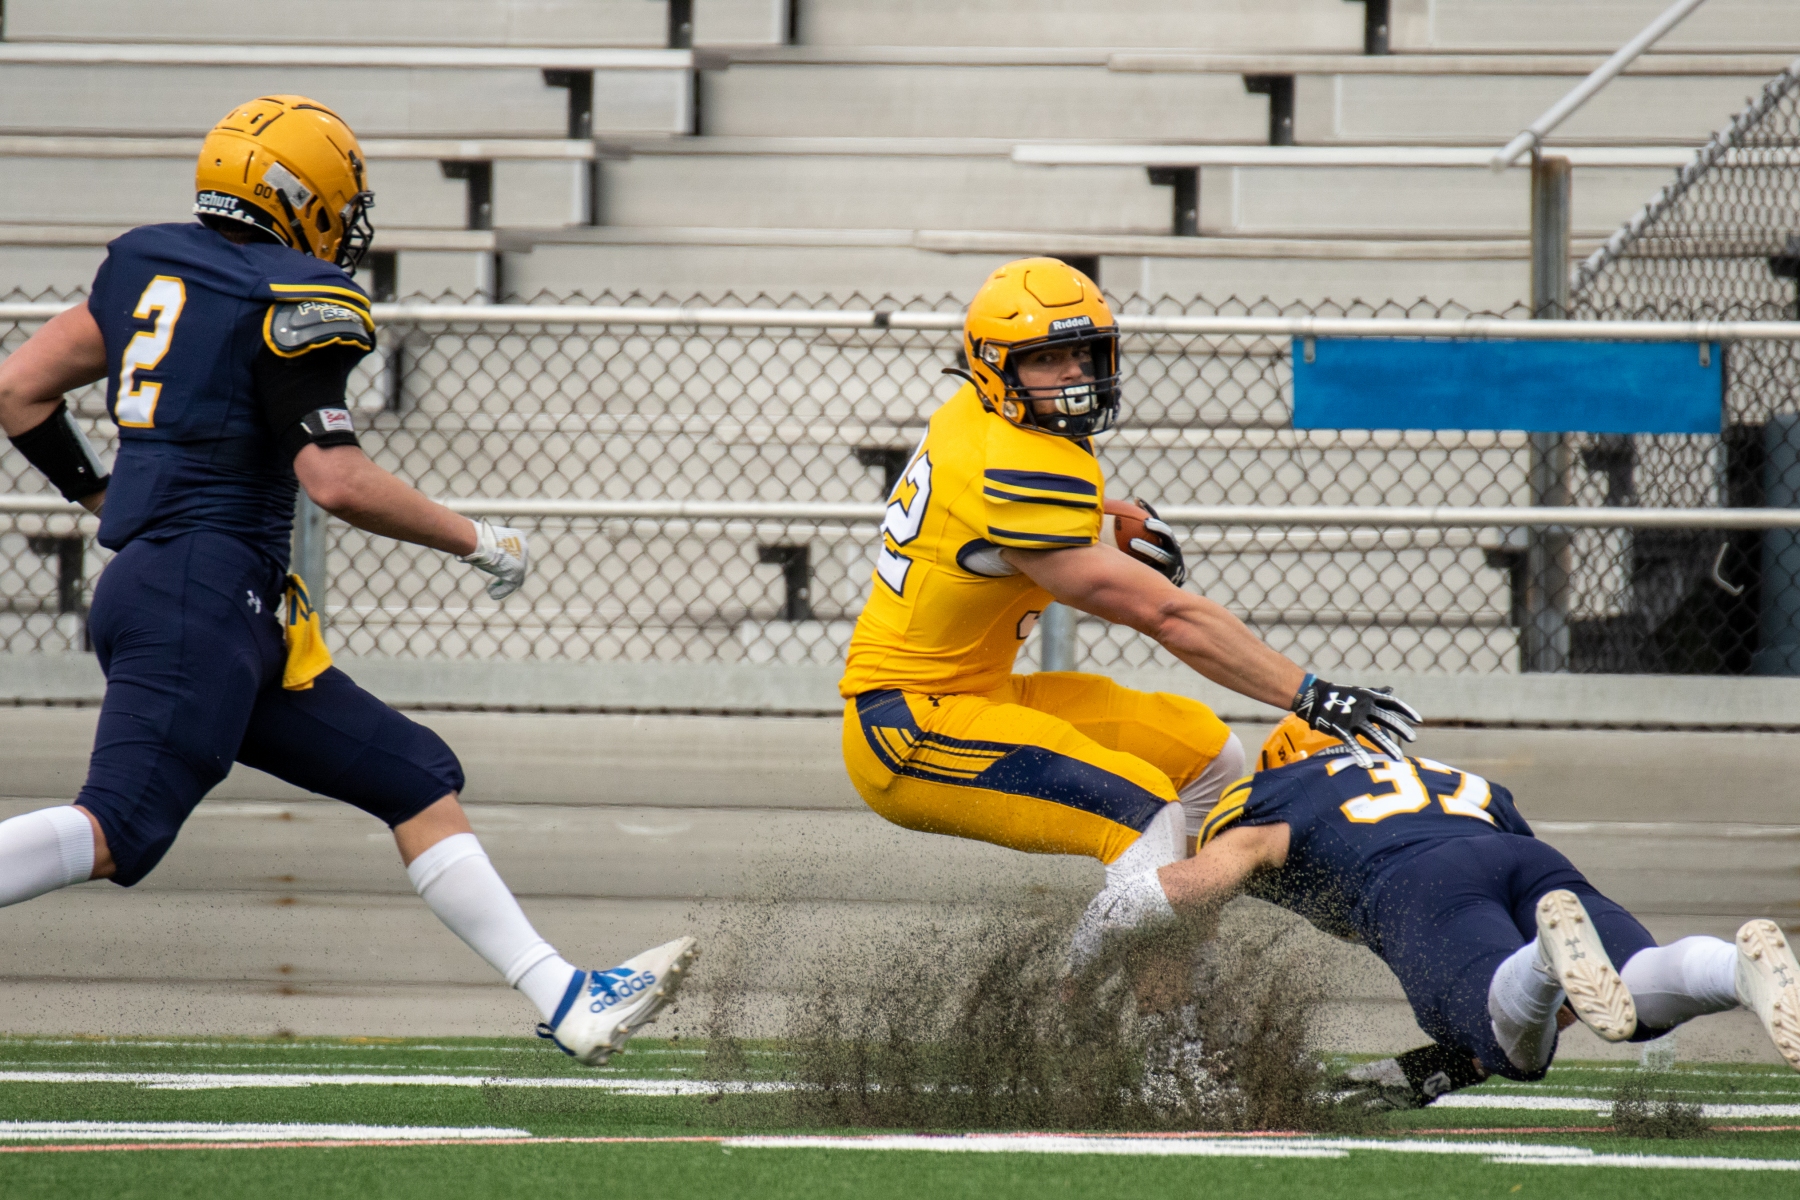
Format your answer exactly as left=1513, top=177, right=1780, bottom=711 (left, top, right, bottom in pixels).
left=1735, top=919, right=1800, bottom=1072
left=1535, top=890, right=1636, bottom=1042
left=538, top=936, right=698, bottom=1066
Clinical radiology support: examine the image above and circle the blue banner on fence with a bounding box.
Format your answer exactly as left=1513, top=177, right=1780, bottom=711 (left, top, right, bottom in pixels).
left=1290, top=338, right=1723, bottom=434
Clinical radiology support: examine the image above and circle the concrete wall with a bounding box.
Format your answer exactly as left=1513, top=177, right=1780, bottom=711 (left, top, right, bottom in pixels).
left=0, top=701, right=1791, bottom=1065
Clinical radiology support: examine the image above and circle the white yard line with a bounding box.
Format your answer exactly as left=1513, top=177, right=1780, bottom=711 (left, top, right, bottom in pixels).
left=0, top=1070, right=781, bottom=1093
left=723, top=1134, right=1800, bottom=1171
left=0, top=1125, right=1794, bottom=1169
left=0, top=1038, right=545, bottom=1052
left=0, top=1121, right=528, bottom=1142
left=1487, top=1153, right=1800, bottom=1171
left=3, top=1069, right=1799, bottom=1115
left=1433, top=1094, right=1800, bottom=1118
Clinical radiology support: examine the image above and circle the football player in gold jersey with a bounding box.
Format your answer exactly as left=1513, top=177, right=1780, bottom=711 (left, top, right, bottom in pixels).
left=838, top=257, right=1421, bottom=967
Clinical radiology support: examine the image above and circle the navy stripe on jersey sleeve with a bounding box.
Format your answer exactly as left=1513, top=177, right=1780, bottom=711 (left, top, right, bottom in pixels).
left=983, top=469, right=1098, bottom=496
left=985, top=526, right=1094, bottom=547
left=981, top=487, right=1096, bottom=511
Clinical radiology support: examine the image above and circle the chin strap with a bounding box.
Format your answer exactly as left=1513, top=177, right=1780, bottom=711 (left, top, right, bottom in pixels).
left=272, top=189, right=312, bottom=257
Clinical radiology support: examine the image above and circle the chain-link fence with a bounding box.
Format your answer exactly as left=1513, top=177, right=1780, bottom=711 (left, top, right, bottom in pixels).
left=9, top=283, right=1794, bottom=678
left=1569, top=58, right=1800, bottom=675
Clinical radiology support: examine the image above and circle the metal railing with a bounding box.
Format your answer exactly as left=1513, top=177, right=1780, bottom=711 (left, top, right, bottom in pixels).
left=8, top=301, right=1800, bottom=341
left=3, top=291, right=1792, bottom=678
left=13, top=497, right=1800, bottom=529
left=1493, top=0, right=1718, bottom=169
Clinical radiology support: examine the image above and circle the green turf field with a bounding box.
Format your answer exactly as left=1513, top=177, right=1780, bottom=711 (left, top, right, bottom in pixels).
left=1, top=1035, right=1798, bottom=1199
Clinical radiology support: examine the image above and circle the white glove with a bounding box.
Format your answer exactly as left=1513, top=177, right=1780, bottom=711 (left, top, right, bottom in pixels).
left=459, top=519, right=528, bottom=600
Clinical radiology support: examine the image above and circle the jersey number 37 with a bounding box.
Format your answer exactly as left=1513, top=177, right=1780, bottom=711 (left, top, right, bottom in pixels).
left=1328, top=756, right=1496, bottom=826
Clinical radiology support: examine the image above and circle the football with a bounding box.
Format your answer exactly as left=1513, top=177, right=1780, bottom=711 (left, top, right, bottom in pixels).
left=1104, top=496, right=1155, bottom=562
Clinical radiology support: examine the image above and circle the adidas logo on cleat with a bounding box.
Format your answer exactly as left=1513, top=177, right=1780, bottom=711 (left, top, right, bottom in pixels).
left=588, top=968, right=657, bottom=1012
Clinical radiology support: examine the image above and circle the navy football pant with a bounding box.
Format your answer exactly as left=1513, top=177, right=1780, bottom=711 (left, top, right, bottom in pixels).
left=1368, top=834, right=1660, bottom=1081
left=77, top=532, right=464, bottom=887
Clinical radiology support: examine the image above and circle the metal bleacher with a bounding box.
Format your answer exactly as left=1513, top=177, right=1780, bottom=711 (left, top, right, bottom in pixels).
left=0, top=0, right=1792, bottom=303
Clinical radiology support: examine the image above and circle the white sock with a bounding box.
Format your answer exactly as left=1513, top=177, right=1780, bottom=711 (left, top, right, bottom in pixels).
left=1068, top=868, right=1177, bottom=974
left=1105, top=801, right=1184, bottom=885
left=1488, top=938, right=1564, bottom=1073
left=1177, top=733, right=1246, bottom=843
left=406, top=833, right=576, bottom=1022
left=1620, top=936, right=1740, bottom=1030
left=0, top=806, right=95, bottom=908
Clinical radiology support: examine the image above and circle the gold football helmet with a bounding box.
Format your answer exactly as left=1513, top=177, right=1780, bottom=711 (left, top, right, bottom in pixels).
left=1257, top=714, right=1347, bottom=771
left=194, top=95, right=375, bottom=269
left=953, top=257, right=1121, bottom=438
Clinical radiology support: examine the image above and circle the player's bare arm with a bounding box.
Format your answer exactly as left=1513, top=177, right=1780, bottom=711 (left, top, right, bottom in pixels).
left=289, top=443, right=523, bottom=598
left=1155, top=820, right=1288, bottom=915
left=1002, top=541, right=1304, bottom=709
left=293, top=443, right=478, bottom=556
left=995, top=335, right=1418, bottom=764
left=0, top=303, right=110, bottom=513
left=997, top=342, right=1296, bottom=704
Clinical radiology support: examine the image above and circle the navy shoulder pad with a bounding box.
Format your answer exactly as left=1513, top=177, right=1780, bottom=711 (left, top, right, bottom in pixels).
left=263, top=296, right=376, bottom=358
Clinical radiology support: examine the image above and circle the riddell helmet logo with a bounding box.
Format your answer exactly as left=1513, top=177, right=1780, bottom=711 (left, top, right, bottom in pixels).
left=1049, top=315, right=1094, bottom=332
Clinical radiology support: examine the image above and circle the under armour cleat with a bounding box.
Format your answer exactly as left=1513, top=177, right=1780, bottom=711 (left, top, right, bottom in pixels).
left=537, top=936, right=698, bottom=1066
left=1735, top=920, right=1800, bottom=1073
left=1535, top=890, right=1636, bottom=1042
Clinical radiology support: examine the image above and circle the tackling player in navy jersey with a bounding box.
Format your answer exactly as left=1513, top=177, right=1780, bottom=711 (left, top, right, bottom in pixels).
left=0, top=96, right=694, bottom=1063
left=1093, top=716, right=1800, bottom=1087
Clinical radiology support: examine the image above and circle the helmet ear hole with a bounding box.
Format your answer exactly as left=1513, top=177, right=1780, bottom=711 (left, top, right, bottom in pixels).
left=314, top=207, right=331, bottom=233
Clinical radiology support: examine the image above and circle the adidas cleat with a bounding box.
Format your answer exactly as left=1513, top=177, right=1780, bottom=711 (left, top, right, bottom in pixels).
left=1535, top=890, right=1636, bottom=1042
left=537, top=936, right=698, bottom=1066
left=1735, top=920, right=1800, bottom=1073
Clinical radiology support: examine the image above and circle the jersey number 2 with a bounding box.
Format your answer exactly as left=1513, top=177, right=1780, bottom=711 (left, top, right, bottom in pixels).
left=116, top=275, right=187, bottom=428
left=875, top=450, right=932, bottom=595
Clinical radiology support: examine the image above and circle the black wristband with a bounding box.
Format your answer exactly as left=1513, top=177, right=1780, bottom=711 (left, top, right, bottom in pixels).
left=10, top=401, right=108, bottom=501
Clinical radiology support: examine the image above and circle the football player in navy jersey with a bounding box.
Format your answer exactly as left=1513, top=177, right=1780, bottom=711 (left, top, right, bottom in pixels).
left=1085, top=716, right=1800, bottom=1088
left=0, top=96, right=694, bottom=1064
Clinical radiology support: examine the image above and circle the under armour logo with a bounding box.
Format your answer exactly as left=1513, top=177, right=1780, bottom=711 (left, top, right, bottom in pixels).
left=246, top=590, right=263, bottom=614
left=1776, top=963, right=1795, bottom=988
left=1322, top=691, right=1357, bottom=715
left=1563, top=937, right=1586, bottom=960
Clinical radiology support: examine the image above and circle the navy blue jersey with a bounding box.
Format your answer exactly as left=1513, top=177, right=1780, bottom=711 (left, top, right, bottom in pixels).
left=1199, top=749, right=1535, bottom=945
left=85, top=222, right=373, bottom=561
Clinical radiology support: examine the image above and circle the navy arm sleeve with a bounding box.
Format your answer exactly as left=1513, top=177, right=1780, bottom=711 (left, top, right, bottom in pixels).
left=252, top=345, right=364, bottom=462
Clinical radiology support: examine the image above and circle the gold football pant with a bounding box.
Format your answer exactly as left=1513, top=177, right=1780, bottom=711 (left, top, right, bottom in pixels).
left=841, top=672, right=1233, bottom=865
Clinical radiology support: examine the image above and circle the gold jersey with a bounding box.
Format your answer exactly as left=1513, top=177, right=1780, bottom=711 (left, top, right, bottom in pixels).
left=839, top=383, right=1105, bottom=698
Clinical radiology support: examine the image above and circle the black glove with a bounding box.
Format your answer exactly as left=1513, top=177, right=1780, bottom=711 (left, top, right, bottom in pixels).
left=1326, top=1042, right=1486, bottom=1113
left=1290, top=674, right=1420, bottom=768
left=1127, top=498, right=1187, bottom=587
